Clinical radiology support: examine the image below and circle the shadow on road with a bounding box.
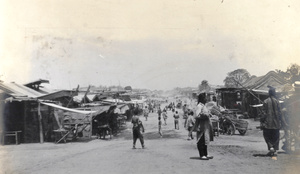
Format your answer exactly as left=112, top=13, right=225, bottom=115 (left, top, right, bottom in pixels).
left=253, top=153, right=277, bottom=157
left=190, top=157, right=201, bottom=160
left=121, top=129, right=182, bottom=140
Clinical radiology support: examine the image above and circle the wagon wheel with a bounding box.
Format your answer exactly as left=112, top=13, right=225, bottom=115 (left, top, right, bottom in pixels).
left=227, top=124, right=235, bottom=135
left=238, top=129, right=247, bottom=135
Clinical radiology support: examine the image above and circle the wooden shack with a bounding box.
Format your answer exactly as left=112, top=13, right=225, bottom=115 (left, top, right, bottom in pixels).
left=0, top=82, right=58, bottom=144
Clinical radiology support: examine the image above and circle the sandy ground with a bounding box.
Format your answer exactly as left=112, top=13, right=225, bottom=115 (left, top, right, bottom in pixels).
left=1, top=106, right=300, bottom=174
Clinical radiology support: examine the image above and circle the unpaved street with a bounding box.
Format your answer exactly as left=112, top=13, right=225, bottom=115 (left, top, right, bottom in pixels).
left=1, top=109, right=299, bottom=174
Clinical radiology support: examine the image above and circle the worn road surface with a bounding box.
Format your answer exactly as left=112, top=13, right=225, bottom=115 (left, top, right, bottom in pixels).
left=1, top=107, right=299, bottom=174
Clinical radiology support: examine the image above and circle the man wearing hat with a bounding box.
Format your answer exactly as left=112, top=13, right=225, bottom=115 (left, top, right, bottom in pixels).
left=262, top=86, right=282, bottom=156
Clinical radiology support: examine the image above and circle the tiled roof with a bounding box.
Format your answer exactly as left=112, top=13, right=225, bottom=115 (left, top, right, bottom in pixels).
left=242, top=71, right=290, bottom=92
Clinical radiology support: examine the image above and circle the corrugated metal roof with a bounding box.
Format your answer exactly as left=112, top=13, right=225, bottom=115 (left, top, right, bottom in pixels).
left=0, top=82, right=44, bottom=98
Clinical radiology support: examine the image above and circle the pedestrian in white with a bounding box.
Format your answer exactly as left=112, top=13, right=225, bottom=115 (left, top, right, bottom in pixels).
left=162, top=109, right=168, bottom=125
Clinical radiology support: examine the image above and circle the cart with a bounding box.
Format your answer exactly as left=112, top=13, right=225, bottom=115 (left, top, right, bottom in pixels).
left=219, top=114, right=248, bottom=135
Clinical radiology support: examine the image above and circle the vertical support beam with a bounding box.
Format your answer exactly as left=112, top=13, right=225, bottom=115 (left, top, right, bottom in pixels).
left=89, top=114, right=92, bottom=139
left=221, top=92, right=225, bottom=107
left=23, top=102, right=27, bottom=143
left=82, top=85, right=90, bottom=104
left=38, top=102, right=44, bottom=143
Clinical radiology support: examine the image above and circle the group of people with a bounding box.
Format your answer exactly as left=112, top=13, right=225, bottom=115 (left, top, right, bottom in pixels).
left=130, top=82, right=300, bottom=159
left=131, top=93, right=215, bottom=161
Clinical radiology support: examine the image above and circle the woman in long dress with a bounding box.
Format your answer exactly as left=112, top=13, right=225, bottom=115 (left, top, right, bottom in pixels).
left=193, top=93, right=214, bottom=160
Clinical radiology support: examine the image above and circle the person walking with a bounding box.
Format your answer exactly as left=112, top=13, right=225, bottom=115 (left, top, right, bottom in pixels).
left=173, top=111, right=180, bottom=130
left=261, top=86, right=282, bottom=156
left=186, top=111, right=195, bottom=140
left=162, top=109, right=168, bottom=125
left=182, top=104, right=188, bottom=128
left=131, top=110, right=145, bottom=149
left=144, top=106, right=149, bottom=121
left=194, top=93, right=214, bottom=160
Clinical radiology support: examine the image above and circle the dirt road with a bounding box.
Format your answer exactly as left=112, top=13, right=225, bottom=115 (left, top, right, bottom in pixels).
left=0, top=108, right=299, bottom=174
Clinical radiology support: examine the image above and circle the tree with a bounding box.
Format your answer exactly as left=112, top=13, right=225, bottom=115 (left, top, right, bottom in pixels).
left=276, top=63, right=300, bottom=83
left=223, top=69, right=251, bottom=88
left=286, top=63, right=300, bottom=83
left=198, top=80, right=211, bottom=93
left=275, top=69, right=289, bottom=80
left=124, top=86, right=132, bottom=91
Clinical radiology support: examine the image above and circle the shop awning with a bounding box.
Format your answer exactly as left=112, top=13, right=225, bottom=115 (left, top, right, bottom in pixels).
left=40, top=101, right=96, bottom=115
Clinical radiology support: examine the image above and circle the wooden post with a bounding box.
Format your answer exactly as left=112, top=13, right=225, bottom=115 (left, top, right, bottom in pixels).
left=23, top=102, right=27, bottom=143
left=66, top=85, right=80, bottom=107
left=82, top=85, right=90, bottom=104
left=38, top=102, right=44, bottom=143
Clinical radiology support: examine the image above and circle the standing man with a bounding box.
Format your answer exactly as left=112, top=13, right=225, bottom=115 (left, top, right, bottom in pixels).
left=182, top=104, right=188, bottom=128
left=261, top=86, right=282, bottom=156
left=173, top=111, right=180, bottom=130
left=132, top=110, right=145, bottom=149
left=157, top=107, right=162, bottom=118
left=158, top=116, right=163, bottom=137
left=162, top=109, right=168, bottom=125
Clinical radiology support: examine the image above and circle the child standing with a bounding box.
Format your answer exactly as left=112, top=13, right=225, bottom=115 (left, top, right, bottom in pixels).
left=173, top=111, right=180, bottom=130
left=158, top=117, right=163, bottom=137
left=186, top=111, right=195, bottom=140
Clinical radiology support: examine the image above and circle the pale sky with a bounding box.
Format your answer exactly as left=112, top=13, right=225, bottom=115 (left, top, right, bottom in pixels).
left=1, top=0, right=300, bottom=90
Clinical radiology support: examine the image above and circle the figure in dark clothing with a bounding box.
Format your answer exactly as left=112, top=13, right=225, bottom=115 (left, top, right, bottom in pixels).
left=173, top=111, right=180, bottom=130
left=157, top=107, right=162, bottom=117
left=262, top=86, right=282, bottom=156
left=194, top=93, right=214, bottom=160
left=132, top=110, right=145, bottom=149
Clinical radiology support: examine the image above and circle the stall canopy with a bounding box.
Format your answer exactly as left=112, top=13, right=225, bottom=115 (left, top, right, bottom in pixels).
left=40, top=101, right=96, bottom=115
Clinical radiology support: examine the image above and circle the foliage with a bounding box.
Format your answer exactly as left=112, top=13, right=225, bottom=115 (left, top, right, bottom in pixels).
left=198, top=80, right=211, bottom=92
left=223, top=69, right=251, bottom=88
left=124, top=86, right=132, bottom=91
left=276, top=63, right=300, bottom=83
left=286, top=63, right=300, bottom=83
